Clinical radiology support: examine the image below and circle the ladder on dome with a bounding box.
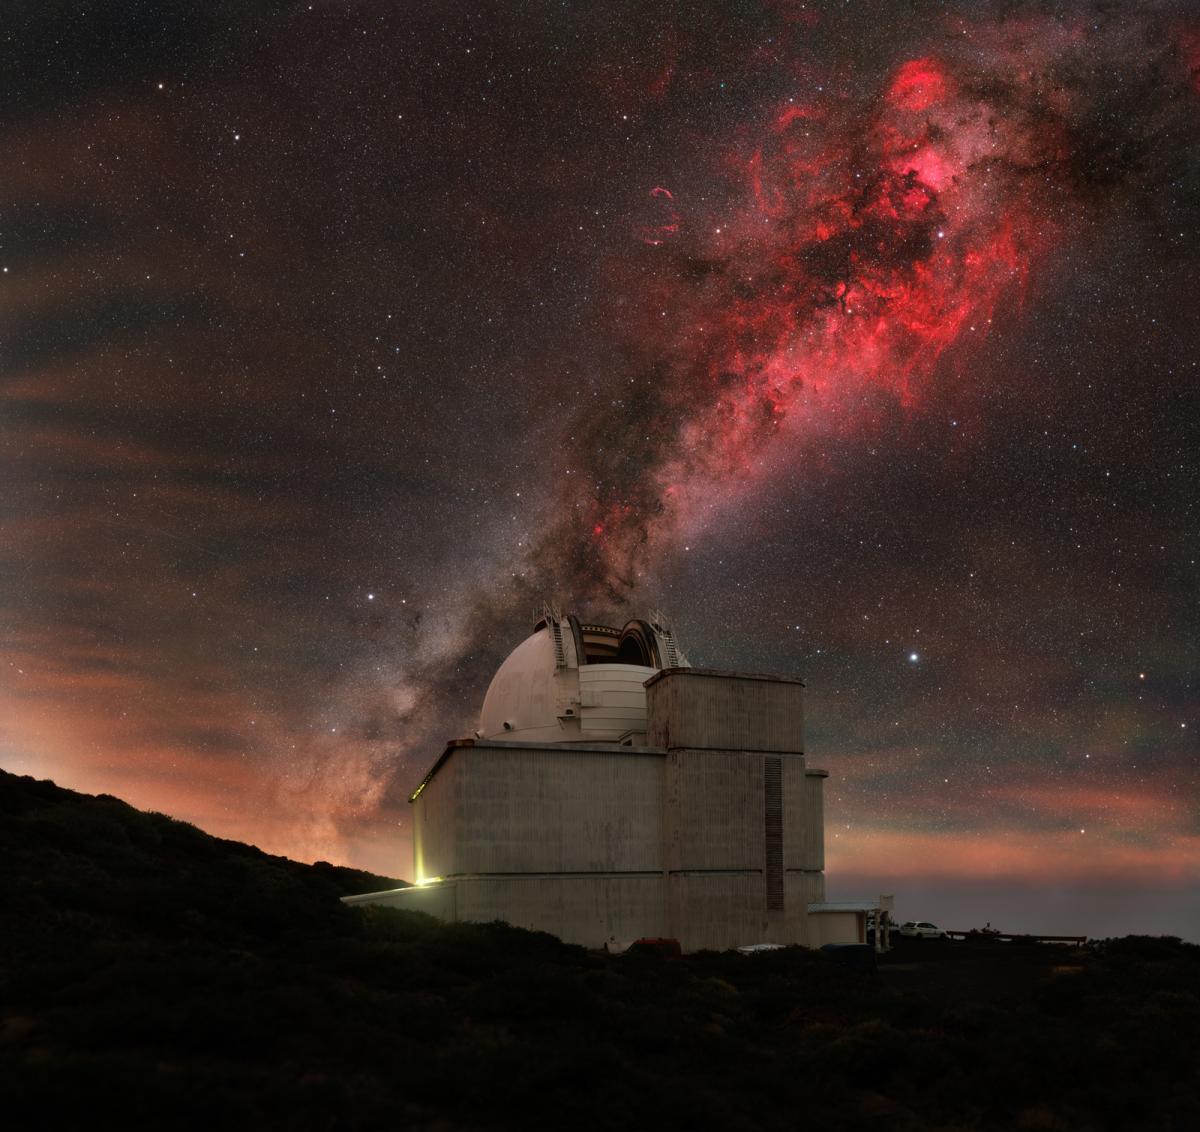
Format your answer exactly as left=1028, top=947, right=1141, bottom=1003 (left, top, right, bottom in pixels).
left=651, top=610, right=681, bottom=667
left=541, top=603, right=568, bottom=669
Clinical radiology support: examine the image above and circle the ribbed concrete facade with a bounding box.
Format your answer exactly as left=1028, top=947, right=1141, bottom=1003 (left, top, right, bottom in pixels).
left=353, top=666, right=863, bottom=952
left=645, top=668, right=806, bottom=753
left=414, top=743, right=663, bottom=879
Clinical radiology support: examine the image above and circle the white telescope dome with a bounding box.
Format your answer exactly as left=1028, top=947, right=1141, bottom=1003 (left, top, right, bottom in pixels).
left=477, top=611, right=687, bottom=745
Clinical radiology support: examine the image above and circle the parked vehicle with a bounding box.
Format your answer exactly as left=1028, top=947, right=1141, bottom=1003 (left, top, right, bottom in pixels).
left=898, top=920, right=949, bottom=939
left=627, top=937, right=682, bottom=958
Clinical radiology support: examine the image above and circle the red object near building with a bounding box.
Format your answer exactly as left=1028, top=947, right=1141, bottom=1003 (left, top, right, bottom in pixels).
left=629, top=937, right=683, bottom=959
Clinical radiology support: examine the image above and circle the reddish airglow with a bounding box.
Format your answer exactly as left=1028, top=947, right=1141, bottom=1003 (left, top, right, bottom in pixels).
left=990, top=781, right=1187, bottom=825
left=2, top=672, right=404, bottom=874
left=816, top=760, right=1199, bottom=886
left=829, top=826, right=1200, bottom=884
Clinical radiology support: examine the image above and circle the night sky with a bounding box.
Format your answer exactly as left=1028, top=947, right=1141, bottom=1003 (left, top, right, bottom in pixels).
left=4, top=1, right=1198, bottom=939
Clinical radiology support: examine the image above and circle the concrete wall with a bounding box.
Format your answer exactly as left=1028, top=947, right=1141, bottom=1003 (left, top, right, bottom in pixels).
left=397, top=670, right=833, bottom=953
left=666, top=873, right=782, bottom=951
left=661, top=746, right=816, bottom=949
left=346, top=877, right=855, bottom=954
left=809, top=911, right=864, bottom=947
left=456, top=875, right=666, bottom=946
left=663, top=748, right=766, bottom=872
left=646, top=668, right=805, bottom=753
left=415, top=743, right=664, bottom=878
left=783, top=758, right=822, bottom=875
left=413, top=754, right=459, bottom=883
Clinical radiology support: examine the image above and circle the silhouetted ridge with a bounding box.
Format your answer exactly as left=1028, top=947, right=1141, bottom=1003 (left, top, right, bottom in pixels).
left=0, top=767, right=403, bottom=948
left=1, top=767, right=1197, bottom=1132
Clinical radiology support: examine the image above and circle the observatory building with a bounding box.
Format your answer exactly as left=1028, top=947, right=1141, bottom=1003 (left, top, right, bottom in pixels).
left=347, top=609, right=886, bottom=952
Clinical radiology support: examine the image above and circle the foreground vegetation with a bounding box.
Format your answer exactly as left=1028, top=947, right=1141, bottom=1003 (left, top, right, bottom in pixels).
left=2, top=768, right=1197, bottom=1130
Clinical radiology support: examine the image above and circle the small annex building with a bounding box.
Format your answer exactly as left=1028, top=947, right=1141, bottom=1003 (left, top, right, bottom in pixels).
left=347, top=608, right=891, bottom=952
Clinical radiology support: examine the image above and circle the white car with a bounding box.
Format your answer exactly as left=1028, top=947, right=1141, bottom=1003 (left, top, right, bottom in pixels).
left=898, top=920, right=949, bottom=939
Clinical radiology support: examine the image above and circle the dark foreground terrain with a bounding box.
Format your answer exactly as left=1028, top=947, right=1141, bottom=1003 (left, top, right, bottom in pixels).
left=2, top=768, right=1197, bottom=1131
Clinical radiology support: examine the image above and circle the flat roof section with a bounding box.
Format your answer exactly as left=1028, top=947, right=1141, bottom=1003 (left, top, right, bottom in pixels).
left=808, top=901, right=882, bottom=913
left=644, top=666, right=805, bottom=688
left=409, top=736, right=668, bottom=802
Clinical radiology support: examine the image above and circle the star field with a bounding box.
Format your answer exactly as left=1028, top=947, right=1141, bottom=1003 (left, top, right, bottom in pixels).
left=2, top=1, right=1198, bottom=938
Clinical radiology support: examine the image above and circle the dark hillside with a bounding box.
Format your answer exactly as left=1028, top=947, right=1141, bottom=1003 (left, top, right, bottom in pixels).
left=1, top=767, right=1197, bottom=1131
left=0, top=767, right=403, bottom=955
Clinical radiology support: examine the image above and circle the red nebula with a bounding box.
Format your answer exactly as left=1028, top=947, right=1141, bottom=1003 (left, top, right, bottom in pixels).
left=575, top=58, right=1052, bottom=596
left=774, top=103, right=819, bottom=131
left=1181, top=28, right=1200, bottom=94
left=637, top=186, right=681, bottom=245
left=557, top=18, right=1200, bottom=602
left=887, top=57, right=953, bottom=113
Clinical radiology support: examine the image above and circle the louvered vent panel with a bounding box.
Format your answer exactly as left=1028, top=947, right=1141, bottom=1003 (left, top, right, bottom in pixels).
left=764, top=757, right=784, bottom=910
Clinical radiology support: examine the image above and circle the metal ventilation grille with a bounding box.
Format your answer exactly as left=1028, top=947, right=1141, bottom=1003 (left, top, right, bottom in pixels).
left=764, top=757, right=784, bottom=910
